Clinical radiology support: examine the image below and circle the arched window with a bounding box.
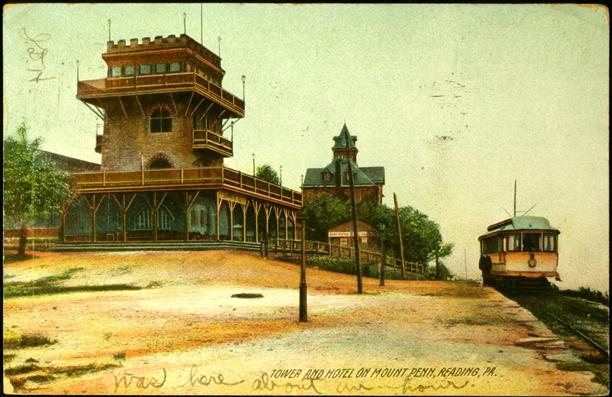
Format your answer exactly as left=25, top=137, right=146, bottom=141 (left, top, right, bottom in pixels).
left=136, top=208, right=151, bottom=230
left=148, top=158, right=172, bottom=169
left=158, top=207, right=172, bottom=230
left=150, top=107, right=172, bottom=133
left=200, top=209, right=206, bottom=229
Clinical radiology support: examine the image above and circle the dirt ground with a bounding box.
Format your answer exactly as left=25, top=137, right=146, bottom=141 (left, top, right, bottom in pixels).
left=2, top=250, right=609, bottom=395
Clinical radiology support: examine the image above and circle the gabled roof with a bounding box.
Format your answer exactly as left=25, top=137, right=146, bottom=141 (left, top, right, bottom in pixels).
left=332, top=124, right=358, bottom=150
left=303, top=157, right=384, bottom=187
left=360, top=167, right=385, bottom=184
left=329, top=219, right=377, bottom=234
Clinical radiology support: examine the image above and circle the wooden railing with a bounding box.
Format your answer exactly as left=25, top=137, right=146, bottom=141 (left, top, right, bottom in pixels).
left=77, top=72, right=244, bottom=115
left=270, top=239, right=426, bottom=274
left=192, top=129, right=232, bottom=155
left=71, top=166, right=302, bottom=207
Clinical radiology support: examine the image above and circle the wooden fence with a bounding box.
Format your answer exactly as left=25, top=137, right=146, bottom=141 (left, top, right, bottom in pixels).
left=269, top=239, right=425, bottom=274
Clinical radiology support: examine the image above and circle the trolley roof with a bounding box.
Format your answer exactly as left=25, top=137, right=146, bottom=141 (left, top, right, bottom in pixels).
left=479, top=216, right=560, bottom=239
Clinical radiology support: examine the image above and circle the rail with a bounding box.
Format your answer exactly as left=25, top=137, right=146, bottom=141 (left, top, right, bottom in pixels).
left=77, top=72, right=244, bottom=115
left=192, top=129, right=232, bottom=155
left=71, top=166, right=302, bottom=207
left=270, top=239, right=425, bottom=274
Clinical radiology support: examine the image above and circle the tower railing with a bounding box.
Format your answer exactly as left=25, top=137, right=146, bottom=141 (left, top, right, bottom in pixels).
left=71, top=166, right=302, bottom=207
left=77, top=72, right=244, bottom=115
left=192, top=129, right=232, bottom=156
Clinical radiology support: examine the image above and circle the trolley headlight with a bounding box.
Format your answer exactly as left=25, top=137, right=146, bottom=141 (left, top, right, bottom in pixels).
left=528, top=253, right=537, bottom=268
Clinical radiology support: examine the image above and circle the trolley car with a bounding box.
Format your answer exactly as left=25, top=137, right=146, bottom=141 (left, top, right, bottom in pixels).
left=478, top=216, right=560, bottom=291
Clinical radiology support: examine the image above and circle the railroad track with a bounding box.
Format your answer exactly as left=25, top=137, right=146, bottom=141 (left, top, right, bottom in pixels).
left=560, top=298, right=609, bottom=323
left=546, top=313, right=609, bottom=358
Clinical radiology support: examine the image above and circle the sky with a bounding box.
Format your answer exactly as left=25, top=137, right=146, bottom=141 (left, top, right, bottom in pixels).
left=3, top=4, right=609, bottom=292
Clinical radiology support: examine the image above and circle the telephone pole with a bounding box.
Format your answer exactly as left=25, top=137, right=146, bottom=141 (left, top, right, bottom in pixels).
left=344, top=128, right=362, bottom=293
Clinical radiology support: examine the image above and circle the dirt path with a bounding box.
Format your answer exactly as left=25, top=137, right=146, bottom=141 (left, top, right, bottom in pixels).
left=3, top=251, right=608, bottom=395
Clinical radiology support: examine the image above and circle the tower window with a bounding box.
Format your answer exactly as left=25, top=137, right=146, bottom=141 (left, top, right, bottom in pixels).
left=111, top=66, right=122, bottom=77
left=140, top=64, right=152, bottom=74
left=169, top=62, right=182, bottom=73
left=155, top=63, right=167, bottom=73
left=150, top=108, right=172, bottom=133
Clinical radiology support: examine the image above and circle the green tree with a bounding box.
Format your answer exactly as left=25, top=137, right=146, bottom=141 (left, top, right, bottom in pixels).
left=356, top=200, right=454, bottom=276
left=302, top=194, right=351, bottom=241
left=3, top=123, right=71, bottom=255
left=255, top=164, right=280, bottom=185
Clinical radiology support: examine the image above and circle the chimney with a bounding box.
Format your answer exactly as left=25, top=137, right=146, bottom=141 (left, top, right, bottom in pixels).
left=167, top=34, right=176, bottom=43
left=117, top=39, right=126, bottom=49
left=130, top=38, right=138, bottom=47
left=142, top=37, right=151, bottom=45
left=106, top=40, right=114, bottom=51
left=154, top=35, right=163, bottom=45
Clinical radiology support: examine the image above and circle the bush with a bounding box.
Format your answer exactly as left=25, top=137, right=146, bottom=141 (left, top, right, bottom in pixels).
left=560, top=286, right=609, bottom=306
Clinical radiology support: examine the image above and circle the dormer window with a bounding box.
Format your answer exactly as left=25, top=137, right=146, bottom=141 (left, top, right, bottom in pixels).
left=140, top=64, right=152, bottom=74
left=124, top=65, right=135, bottom=76
left=169, top=62, right=182, bottom=73
left=155, top=63, right=167, bottom=73
left=323, top=172, right=332, bottom=182
left=111, top=66, right=122, bottom=77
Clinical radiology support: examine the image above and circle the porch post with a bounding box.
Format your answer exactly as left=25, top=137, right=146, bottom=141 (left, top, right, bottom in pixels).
left=229, top=202, right=235, bottom=241
left=152, top=192, right=158, bottom=242
left=91, top=195, right=96, bottom=242
left=216, top=197, right=221, bottom=241
left=284, top=210, right=289, bottom=241
left=183, top=192, right=189, bottom=241
left=242, top=203, right=247, bottom=242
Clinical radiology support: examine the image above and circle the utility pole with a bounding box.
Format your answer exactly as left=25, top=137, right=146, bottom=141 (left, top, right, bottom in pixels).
left=299, top=216, right=307, bottom=322
left=344, top=129, right=363, bottom=294
left=379, top=223, right=386, bottom=286
left=393, top=193, right=406, bottom=279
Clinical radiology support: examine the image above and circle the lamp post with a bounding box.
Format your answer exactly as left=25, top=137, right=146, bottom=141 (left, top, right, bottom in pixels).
left=378, top=222, right=386, bottom=286
left=297, top=213, right=307, bottom=322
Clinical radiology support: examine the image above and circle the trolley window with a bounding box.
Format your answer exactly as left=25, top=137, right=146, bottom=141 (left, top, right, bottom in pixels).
left=543, top=233, right=556, bottom=252
left=522, top=233, right=541, bottom=252
left=507, top=233, right=521, bottom=251
left=482, top=236, right=501, bottom=254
